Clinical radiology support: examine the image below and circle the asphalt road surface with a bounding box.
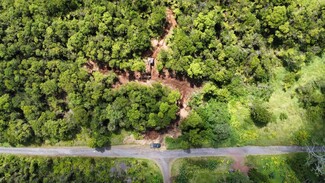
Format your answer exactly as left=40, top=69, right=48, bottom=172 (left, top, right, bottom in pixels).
left=0, top=145, right=323, bottom=183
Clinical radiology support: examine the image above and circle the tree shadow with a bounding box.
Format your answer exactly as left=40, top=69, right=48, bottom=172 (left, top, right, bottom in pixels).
left=183, top=148, right=191, bottom=154
left=95, top=146, right=111, bottom=153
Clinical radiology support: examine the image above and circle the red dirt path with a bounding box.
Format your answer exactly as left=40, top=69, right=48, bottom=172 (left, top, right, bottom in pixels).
left=84, top=8, right=201, bottom=142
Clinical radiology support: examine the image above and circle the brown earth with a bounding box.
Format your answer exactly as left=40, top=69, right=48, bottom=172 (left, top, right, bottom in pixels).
left=227, top=150, right=251, bottom=175
left=84, top=8, right=201, bottom=145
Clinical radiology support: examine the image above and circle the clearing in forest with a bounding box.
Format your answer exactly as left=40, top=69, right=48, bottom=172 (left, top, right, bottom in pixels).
left=84, top=8, right=201, bottom=145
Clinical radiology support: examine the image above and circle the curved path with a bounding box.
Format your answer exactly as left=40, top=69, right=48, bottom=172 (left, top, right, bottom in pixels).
left=0, top=145, right=323, bottom=183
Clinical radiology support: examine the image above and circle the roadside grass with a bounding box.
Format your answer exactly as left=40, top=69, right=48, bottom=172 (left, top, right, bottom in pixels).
left=38, top=129, right=141, bottom=147
left=110, top=129, right=143, bottom=145
left=165, top=137, right=187, bottom=150
left=43, top=127, right=91, bottom=147
left=228, top=100, right=259, bottom=146
left=246, top=153, right=324, bottom=182
left=171, top=157, right=233, bottom=183
left=297, top=56, right=325, bottom=144
left=171, top=154, right=324, bottom=183
left=246, top=154, right=299, bottom=183
left=110, top=130, right=129, bottom=145
left=265, top=89, right=305, bottom=144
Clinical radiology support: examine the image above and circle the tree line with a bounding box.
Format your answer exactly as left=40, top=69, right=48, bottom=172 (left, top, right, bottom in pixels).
left=0, top=155, right=162, bottom=183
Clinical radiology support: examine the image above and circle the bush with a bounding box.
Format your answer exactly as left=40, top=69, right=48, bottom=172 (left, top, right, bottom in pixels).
left=248, top=168, right=270, bottom=183
left=250, top=102, right=272, bottom=127
left=212, top=123, right=231, bottom=142
left=293, top=130, right=310, bottom=145
left=226, top=172, right=252, bottom=183
left=282, top=72, right=297, bottom=91
left=279, top=113, right=288, bottom=121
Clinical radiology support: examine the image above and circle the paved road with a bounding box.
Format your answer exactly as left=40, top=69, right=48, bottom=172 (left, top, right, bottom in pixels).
left=0, top=145, right=323, bottom=183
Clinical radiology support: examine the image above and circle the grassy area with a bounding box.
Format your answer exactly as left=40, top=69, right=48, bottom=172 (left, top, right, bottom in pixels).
left=227, top=90, right=306, bottom=146
left=171, top=157, right=246, bottom=183
left=0, top=155, right=162, bottom=183
left=44, top=127, right=91, bottom=146
left=166, top=55, right=324, bottom=149
left=110, top=129, right=143, bottom=145
left=246, top=153, right=324, bottom=182
left=171, top=154, right=324, bottom=183
left=227, top=56, right=325, bottom=146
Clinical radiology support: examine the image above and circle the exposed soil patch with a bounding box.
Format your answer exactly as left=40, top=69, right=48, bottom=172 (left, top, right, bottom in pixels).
left=230, top=155, right=250, bottom=175
left=145, top=131, right=160, bottom=140
left=150, top=8, right=177, bottom=80
left=179, top=108, right=189, bottom=119
left=84, top=8, right=200, bottom=146
left=84, top=60, right=99, bottom=73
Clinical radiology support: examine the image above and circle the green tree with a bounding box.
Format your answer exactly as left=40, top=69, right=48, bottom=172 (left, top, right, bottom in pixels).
left=187, top=62, right=204, bottom=78
left=181, top=112, right=203, bottom=131
left=266, top=6, right=287, bottom=29
left=6, top=120, right=33, bottom=145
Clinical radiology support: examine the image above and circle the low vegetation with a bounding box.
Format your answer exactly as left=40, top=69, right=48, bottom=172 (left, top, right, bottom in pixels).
left=171, top=157, right=249, bottom=183
left=171, top=154, right=325, bottom=183
left=250, top=101, right=273, bottom=127
left=168, top=55, right=325, bottom=149
left=246, top=154, right=325, bottom=182
left=169, top=101, right=232, bottom=148
left=0, top=155, right=162, bottom=183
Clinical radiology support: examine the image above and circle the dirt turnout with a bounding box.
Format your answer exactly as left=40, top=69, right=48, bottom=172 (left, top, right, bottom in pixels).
left=231, top=155, right=250, bottom=174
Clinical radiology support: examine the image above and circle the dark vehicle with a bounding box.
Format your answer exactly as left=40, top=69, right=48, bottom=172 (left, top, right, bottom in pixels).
left=150, top=143, right=161, bottom=148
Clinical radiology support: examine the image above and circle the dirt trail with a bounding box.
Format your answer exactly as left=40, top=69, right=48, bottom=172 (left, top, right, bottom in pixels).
left=85, top=8, right=199, bottom=111
left=150, top=8, right=177, bottom=79
left=85, top=8, right=201, bottom=143
left=149, top=8, right=201, bottom=115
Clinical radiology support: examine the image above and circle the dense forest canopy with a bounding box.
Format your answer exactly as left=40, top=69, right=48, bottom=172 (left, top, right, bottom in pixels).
left=0, top=0, right=177, bottom=147
left=0, top=0, right=324, bottom=148
left=161, top=0, right=324, bottom=82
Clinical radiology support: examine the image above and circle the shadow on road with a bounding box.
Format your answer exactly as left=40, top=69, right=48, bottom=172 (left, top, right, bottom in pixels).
left=183, top=149, right=191, bottom=154
left=95, top=146, right=111, bottom=153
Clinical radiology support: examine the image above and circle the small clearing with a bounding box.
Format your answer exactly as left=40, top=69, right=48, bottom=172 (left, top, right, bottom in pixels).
left=84, top=8, right=201, bottom=145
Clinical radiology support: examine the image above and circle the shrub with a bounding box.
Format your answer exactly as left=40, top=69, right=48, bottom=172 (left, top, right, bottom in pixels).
left=250, top=102, right=272, bottom=127
left=226, top=171, right=251, bottom=183
left=279, top=113, right=288, bottom=121
left=212, top=123, right=231, bottom=142
left=248, top=168, right=270, bottom=183
left=293, top=130, right=310, bottom=145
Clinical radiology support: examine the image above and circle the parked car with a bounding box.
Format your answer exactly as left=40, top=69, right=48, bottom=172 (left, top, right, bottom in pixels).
left=150, top=143, right=161, bottom=148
